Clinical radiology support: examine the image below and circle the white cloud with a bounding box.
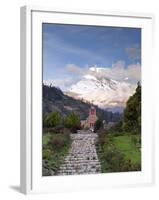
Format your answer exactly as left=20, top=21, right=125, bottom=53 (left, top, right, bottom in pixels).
left=44, top=60, right=141, bottom=91
left=126, top=63, right=141, bottom=82
left=66, top=64, right=85, bottom=75
left=88, top=60, right=141, bottom=84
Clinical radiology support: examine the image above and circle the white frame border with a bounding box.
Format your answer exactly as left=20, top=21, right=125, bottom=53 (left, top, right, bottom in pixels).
left=20, top=6, right=155, bottom=194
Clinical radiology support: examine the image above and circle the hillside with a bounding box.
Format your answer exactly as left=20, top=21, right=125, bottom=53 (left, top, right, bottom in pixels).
left=43, top=84, right=122, bottom=122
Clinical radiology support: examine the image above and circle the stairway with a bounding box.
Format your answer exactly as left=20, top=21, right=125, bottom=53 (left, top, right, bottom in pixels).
left=58, top=131, right=101, bottom=175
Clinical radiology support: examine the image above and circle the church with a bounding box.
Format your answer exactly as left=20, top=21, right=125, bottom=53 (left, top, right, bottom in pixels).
left=80, top=106, right=97, bottom=131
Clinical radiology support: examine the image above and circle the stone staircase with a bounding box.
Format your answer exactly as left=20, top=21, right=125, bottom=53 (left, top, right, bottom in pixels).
left=58, top=131, right=101, bottom=175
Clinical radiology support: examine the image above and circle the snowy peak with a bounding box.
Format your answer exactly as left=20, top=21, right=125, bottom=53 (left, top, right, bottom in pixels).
left=70, top=74, right=119, bottom=94
left=83, top=74, right=97, bottom=81
left=68, top=70, right=136, bottom=111
left=44, top=66, right=137, bottom=112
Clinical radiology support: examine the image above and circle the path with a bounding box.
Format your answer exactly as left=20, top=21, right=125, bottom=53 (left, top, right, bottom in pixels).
left=58, top=130, right=101, bottom=175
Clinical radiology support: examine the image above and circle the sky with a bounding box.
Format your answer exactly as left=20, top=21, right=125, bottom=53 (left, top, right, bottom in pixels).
left=43, top=23, right=141, bottom=91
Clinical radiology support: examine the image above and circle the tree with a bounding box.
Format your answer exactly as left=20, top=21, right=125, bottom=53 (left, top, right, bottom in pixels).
left=94, top=118, right=103, bottom=132
left=43, top=112, right=61, bottom=127
left=123, top=82, right=141, bottom=134
left=64, top=112, right=80, bottom=132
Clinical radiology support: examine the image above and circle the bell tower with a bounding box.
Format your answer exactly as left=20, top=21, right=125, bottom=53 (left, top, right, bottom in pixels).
left=88, top=106, right=97, bottom=129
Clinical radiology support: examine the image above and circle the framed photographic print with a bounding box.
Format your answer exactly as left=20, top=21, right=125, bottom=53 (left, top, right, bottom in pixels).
left=20, top=6, right=154, bottom=194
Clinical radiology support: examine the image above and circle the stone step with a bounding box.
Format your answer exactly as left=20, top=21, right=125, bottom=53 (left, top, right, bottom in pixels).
left=59, top=168, right=101, bottom=172
left=58, top=169, right=100, bottom=175
left=62, top=162, right=100, bottom=166
left=61, top=161, right=100, bottom=164
left=64, top=161, right=99, bottom=163
left=57, top=132, right=101, bottom=175
left=64, top=157, right=99, bottom=160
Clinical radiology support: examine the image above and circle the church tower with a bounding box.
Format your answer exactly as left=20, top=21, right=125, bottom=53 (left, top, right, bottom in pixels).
left=88, top=106, right=97, bottom=130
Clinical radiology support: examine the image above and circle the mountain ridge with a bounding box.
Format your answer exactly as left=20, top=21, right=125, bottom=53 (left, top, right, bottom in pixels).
left=67, top=72, right=136, bottom=111
left=43, top=84, right=122, bottom=123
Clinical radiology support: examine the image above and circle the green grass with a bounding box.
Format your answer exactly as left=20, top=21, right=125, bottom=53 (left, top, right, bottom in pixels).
left=96, top=133, right=141, bottom=173
left=112, top=135, right=141, bottom=165
left=42, top=132, right=71, bottom=176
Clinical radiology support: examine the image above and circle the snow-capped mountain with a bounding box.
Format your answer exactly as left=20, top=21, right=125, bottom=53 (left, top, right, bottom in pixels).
left=66, top=67, right=136, bottom=112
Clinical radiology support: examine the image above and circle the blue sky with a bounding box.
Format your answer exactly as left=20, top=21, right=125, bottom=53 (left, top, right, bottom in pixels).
left=43, top=23, right=141, bottom=90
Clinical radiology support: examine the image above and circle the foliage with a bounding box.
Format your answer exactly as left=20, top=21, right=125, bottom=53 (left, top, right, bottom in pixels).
left=96, top=133, right=141, bottom=173
left=123, top=82, right=141, bottom=134
left=94, top=118, right=103, bottom=132
left=48, top=133, right=70, bottom=150
left=106, top=120, right=123, bottom=136
left=43, top=111, right=61, bottom=128
left=112, top=120, right=123, bottom=132
left=102, top=146, right=125, bottom=172
left=64, top=112, right=81, bottom=132
left=43, top=124, right=65, bottom=135
left=42, top=132, right=71, bottom=176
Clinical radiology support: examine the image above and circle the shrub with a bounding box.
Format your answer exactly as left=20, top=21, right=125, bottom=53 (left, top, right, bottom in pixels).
left=106, top=121, right=124, bottom=136
left=48, top=133, right=71, bottom=150
left=43, top=149, right=52, bottom=160
left=42, top=133, right=71, bottom=176
left=64, top=112, right=81, bottom=132
left=131, top=136, right=138, bottom=146
left=101, top=146, right=126, bottom=172
left=50, top=138, right=65, bottom=149
left=43, top=112, right=61, bottom=128
left=97, top=133, right=106, bottom=147
left=94, top=118, right=103, bottom=132
left=63, top=128, right=71, bottom=135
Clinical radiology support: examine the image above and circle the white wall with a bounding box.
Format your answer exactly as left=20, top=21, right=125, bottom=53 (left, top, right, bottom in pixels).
left=0, top=0, right=158, bottom=199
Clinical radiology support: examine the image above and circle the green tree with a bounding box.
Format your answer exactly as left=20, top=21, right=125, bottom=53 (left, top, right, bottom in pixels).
left=64, top=112, right=80, bottom=132
left=94, top=118, right=103, bottom=131
left=43, top=112, right=61, bottom=127
left=123, top=82, right=141, bottom=134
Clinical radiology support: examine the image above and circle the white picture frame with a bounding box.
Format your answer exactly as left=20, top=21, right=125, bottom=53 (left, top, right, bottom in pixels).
left=20, top=5, right=154, bottom=194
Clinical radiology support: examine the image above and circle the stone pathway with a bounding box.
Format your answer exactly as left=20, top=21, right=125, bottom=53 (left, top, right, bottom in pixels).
left=58, top=130, right=101, bottom=175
